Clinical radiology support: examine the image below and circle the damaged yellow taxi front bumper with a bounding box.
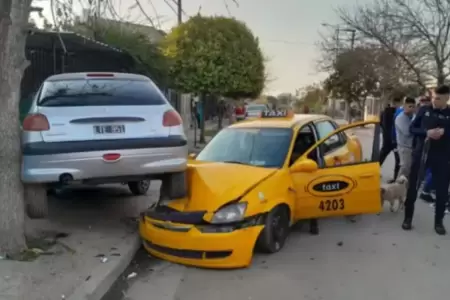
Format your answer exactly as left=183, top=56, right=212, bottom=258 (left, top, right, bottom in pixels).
left=139, top=217, right=264, bottom=269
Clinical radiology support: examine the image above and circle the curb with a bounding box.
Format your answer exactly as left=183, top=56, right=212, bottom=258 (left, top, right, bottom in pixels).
left=66, top=234, right=141, bottom=300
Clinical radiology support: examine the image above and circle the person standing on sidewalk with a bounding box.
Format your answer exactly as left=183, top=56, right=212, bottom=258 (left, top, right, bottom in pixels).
left=402, top=85, right=450, bottom=235
left=379, top=98, right=401, bottom=182
left=395, top=97, right=416, bottom=177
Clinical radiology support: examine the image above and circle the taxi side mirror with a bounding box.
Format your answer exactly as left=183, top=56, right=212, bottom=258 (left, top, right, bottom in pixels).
left=290, top=159, right=318, bottom=173
left=188, top=153, right=197, bottom=159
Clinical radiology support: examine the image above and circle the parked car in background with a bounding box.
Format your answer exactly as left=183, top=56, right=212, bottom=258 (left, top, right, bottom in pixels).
left=234, top=104, right=246, bottom=121
left=245, top=103, right=269, bottom=119
left=21, top=72, right=188, bottom=218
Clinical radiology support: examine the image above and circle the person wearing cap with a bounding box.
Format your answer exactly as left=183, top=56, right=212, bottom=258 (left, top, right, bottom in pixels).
left=402, top=86, right=450, bottom=235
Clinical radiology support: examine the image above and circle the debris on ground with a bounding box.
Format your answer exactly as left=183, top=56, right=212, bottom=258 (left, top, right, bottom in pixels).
left=127, top=272, right=137, bottom=279
left=337, top=241, right=343, bottom=247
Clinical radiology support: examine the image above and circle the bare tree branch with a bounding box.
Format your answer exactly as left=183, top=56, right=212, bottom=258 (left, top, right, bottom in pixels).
left=335, top=0, right=450, bottom=86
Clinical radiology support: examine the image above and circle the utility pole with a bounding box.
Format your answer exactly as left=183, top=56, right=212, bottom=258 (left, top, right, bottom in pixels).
left=350, top=29, right=356, bottom=50
left=322, top=23, right=356, bottom=119
left=332, top=28, right=340, bottom=118
left=177, top=0, right=182, bottom=25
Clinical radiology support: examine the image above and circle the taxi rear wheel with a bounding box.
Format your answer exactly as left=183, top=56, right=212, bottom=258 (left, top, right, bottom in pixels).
left=256, top=205, right=290, bottom=253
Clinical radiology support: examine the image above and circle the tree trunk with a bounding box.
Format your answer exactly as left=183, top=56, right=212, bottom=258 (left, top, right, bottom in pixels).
left=437, top=69, right=445, bottom=85
left=0, top=0, right=33, bottom=255
left=199, top=94, right=206, bottom=144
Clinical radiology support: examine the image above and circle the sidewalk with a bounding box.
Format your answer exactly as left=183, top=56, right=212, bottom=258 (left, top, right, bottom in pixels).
left=185, top=118, right=230, bottom=152
left=0, top=184, right=159, bottom=300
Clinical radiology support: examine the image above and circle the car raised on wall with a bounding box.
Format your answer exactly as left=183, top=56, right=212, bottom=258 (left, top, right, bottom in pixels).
left=21, top=72, right=188, bottom=218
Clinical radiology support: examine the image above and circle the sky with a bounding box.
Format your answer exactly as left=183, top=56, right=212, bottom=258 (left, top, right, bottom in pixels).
left=33, top=0, right=363, bottom=95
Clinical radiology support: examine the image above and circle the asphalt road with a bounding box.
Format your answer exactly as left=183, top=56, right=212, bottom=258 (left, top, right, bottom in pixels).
left=102, top=129, right=450, bottom=300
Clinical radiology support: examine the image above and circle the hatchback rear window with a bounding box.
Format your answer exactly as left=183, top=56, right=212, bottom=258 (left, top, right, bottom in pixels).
left=38, top=79, right=167, bottom=107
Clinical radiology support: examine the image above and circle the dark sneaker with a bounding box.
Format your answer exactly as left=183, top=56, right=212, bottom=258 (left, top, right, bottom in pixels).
left=435, top=223, right=447, bottom=235
left=420, top=192, right=435, bottom=203
left=402, top=218, right=412, bottom=230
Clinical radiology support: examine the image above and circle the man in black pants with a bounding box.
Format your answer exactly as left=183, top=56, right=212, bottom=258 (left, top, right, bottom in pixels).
left=380, top=98, right=401, bottom=182
left=402, top=85, right=450, bottom=235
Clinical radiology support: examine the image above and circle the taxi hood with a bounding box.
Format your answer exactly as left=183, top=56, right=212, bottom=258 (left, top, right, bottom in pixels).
left=182, top=162, right=277, bottom=212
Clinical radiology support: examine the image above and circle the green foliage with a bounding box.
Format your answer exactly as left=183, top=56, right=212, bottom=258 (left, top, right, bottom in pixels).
left=71, top=23, right=169, bottom=87
left=265, top=95, right=278, bottom=108
left=324, top=47, right=379, bottom=109
left=299, top=84, right=327, bottom=112
left=97, top=26, right=169, bottom=87
left=161, top=15, right=265, bottom=98
left=277, top=94, right=292, bottom=106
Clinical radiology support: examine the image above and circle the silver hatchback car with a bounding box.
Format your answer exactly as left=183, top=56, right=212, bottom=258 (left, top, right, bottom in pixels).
left=21, top=73, right=188, bottom=209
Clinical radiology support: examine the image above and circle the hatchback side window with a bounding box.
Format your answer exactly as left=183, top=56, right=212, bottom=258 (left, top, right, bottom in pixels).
left=315, top=121, right=345, bottom=153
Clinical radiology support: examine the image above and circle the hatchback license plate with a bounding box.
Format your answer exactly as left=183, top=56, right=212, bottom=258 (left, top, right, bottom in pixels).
left=94, top=125, right=125, bottom=134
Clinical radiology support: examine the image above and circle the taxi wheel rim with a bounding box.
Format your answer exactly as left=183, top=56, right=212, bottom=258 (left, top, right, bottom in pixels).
left=271, top=209, right=288, bottom=246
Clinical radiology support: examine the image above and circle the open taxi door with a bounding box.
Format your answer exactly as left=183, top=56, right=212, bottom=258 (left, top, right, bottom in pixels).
left=290, top=121, right=382, bottom=219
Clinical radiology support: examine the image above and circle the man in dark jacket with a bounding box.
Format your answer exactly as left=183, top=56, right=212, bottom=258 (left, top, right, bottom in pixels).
left=402, top=85, right=450, bottom=235
left=379, top=98, right=402, bottom=182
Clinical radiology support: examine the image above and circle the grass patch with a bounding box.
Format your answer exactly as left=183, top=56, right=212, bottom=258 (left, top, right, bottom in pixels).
left=4, top=232, right=73, bottom=262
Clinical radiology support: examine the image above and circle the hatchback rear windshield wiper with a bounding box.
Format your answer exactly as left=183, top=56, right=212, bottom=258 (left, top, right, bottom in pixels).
left=39, top=92, right=112, bottom=105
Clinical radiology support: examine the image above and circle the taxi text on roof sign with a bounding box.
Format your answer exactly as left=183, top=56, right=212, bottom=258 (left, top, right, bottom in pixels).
left=260, top=110, right=293, bottom=118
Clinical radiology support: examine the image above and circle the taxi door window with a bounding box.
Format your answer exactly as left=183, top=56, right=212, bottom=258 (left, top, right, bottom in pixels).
left=315, top=121, right=346, bottom=154
left=289, top=124, right=318, bottom=166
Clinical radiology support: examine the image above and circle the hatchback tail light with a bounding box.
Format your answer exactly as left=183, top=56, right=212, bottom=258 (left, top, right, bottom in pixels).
left=22, top=114, right=50, bottom=131
left=163, top=110, right=182, bottom=127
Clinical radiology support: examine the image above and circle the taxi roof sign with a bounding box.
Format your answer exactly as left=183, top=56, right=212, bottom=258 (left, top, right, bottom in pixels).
left=260, top=109, right=294, bottom=118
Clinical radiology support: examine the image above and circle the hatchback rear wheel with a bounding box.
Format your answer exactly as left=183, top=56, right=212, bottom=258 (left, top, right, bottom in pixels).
left=25, top=184, right=49, bottom=219
left=128, top=180, right=151, bottom=195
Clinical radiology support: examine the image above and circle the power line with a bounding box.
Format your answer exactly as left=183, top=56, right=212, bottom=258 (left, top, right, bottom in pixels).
left=265, top=39, right=315, bottom=46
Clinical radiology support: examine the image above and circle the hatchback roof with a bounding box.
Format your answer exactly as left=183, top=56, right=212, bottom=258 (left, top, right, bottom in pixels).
left=45, top=72, right=150, bottom=82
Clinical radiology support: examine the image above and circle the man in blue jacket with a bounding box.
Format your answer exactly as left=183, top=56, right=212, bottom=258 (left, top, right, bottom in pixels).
left=402, top=86, right=450, bottom=235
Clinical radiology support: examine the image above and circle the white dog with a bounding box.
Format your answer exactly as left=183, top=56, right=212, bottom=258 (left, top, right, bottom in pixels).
left=381, top=175, right=408, bottom=212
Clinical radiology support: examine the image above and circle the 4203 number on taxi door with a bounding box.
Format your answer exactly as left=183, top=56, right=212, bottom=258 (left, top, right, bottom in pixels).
left=319, top=199, right=344, bottom=211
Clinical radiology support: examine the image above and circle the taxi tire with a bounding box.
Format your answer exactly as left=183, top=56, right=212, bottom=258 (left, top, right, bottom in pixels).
left=161, top=171, right=187, bottom=199
left=128, top=180, right=151, bottom=195
left=256, top=205, right=290, bottom=253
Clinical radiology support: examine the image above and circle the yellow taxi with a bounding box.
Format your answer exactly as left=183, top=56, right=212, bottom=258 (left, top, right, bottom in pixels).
left=139, top=110, right=382, bottom=268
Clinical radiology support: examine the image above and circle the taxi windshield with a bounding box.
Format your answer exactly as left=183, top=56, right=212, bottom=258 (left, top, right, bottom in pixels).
left=196, top=127, right=292, bottom=168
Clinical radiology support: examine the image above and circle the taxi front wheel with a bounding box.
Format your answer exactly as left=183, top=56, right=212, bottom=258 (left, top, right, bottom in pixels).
left=256, top=205, right=290, bottom=253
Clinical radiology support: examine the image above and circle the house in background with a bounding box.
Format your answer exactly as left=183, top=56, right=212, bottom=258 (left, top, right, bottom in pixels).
left=325, top=97, right=348, bottom=119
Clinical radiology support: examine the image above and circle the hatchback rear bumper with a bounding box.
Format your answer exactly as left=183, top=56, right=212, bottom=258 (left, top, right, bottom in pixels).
left=21, top=136, right=188, bottom=184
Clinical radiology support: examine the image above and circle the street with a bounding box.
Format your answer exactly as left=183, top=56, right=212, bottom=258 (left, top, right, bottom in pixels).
left=102, top=130, right=450, bottom=300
